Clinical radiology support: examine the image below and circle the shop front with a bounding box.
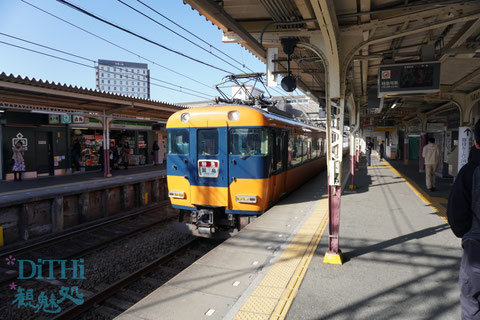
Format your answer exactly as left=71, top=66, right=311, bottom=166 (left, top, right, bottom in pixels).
left=2, top=111, right=69, bottom=180
left=69, top=119, right=158, bottom=171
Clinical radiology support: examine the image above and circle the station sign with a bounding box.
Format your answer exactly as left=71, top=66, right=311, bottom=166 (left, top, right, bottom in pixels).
left=378, top=61, right=441, bottom=97
left=458, top=126, right=474, bottom=172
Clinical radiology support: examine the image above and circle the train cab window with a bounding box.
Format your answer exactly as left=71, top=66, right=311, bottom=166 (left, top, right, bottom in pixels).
left=198, top=129, right=218, bottom=155
left=167, top=129, right=189, bottom=155
left=229, top=128, right=268, bottom=156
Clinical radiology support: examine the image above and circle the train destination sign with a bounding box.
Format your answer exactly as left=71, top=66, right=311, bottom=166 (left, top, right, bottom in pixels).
left=378, top=61, right=441, bottom=97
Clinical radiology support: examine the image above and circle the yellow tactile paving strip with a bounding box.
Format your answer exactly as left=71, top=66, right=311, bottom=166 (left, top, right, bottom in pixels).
left=378, top=160, right=449, bottom=224
left=234, top=196, right=330, bottom=320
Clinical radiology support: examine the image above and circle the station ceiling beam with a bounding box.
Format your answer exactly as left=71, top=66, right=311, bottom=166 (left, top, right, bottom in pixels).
left=183, top=0, right=266, bottom=59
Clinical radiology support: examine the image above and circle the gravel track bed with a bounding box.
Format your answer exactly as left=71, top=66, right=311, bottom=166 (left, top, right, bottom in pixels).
left=1, top=216, right=193, bottom=320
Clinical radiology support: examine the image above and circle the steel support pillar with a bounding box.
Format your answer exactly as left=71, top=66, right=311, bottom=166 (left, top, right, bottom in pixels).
left=419, top=132, right=426, bottom=173
left=102, top=115, right=112, bottom=178
left=404, top=136, right=409, bottom=165
left=349, top=132, right=356, bottom=190
left=324, top=97, right=345, bottom=265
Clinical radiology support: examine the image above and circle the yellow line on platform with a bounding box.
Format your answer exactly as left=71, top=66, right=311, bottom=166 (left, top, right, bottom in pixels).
left=381, top=161, right=448, bottom=224
left=234, top=198, right=329, bottom=320
left=0, top=171, right=164, bottom=197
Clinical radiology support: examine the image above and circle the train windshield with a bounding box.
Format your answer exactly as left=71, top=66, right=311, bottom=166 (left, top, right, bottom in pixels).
left=167, top=129, right=189, bottom=155
left=198, top=129, right=218, bottom=155
left=229, top=128, right=268, bottom=156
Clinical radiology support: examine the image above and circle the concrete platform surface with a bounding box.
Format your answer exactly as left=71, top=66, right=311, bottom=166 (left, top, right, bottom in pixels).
left=116, top=161, right=350, bottom=320
left=286, top=155, right=461, bottom=320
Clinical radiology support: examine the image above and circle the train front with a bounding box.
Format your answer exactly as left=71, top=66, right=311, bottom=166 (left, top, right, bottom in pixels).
left=166, top=106, right=269, bottom=236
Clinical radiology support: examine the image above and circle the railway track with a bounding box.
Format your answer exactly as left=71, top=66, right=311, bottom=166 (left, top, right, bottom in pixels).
left=0, top=200, right=173, bottom=285
left=53, top=238, right=220, bottom=319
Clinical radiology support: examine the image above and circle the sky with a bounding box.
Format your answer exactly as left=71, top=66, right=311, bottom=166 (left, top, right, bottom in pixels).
left=0, top=0, right=292, bottom=104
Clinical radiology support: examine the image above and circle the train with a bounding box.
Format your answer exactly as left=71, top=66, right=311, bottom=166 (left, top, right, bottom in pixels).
left=166, top=104, right=348, bottom=237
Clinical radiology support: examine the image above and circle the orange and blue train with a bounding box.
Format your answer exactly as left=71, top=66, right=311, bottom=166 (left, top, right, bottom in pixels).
left=167, top=105, right=346, bottom=236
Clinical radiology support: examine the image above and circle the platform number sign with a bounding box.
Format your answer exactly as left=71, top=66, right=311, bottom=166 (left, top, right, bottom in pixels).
left=12, top=133, right=28, bottom=151
left=49, top=115, right=60, bottom=124
left=198, top=160, right=219, bottom=178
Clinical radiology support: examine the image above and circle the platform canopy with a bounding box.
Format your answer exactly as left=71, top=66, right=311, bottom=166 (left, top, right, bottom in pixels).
left=0, top=73, right=185, bottom=121
left=183, top=0, right=480, bottom=125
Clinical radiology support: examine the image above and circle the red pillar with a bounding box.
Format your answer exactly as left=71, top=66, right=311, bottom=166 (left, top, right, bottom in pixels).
left=419, top=132, right=426, bottom=172
left=349, top=155, right=355, bottom=189
left=327, top=185, right=342, bottom=255
left=403, top=137, right=409, bottom=165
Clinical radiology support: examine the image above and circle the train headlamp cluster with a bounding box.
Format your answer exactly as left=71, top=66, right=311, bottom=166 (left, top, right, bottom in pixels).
left=169, top=190, right=185, bottom=199
left=180, top=113, right=190, bottom=123
left=235, top=195, right=257, bottom=203
left=228, top=110, right=240, bottom=121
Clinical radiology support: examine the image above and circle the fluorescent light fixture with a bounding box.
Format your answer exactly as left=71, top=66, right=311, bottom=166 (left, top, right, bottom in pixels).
left=31, top=110, right=66, bottom=115
left=391, top=103, right=397, bottom=109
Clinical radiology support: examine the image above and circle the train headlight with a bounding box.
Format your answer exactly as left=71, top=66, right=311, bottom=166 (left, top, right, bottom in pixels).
left=236, top=195, right=257, bottom=203
left=180, top=113, right=190, bottom=123
left=228, top=110, right=240, bottom=121
left=169, top=190, right=185, bottom=199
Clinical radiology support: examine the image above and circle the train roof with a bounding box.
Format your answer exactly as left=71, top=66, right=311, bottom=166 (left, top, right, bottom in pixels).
left=167, top=104, right=324, bottom=132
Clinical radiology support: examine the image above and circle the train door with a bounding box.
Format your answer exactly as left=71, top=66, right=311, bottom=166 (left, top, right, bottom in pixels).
left=193, top=127, right=228, bottom=206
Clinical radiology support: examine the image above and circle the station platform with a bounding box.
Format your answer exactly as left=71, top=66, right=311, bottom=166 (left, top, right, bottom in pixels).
left=115, top=154, right=461, bottom=320
left=0, top=164, right=166, bottom=207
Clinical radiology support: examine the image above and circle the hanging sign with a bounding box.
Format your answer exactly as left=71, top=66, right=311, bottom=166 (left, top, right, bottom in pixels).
left=458, top=126, right=473, bottom=173
left=72, top=115, right=85, bottom=124
left=60, top=114, right=72, bottom=124
left=12, top=133, right=28, bottom=151
left=49, top=115, right=60, bottom=124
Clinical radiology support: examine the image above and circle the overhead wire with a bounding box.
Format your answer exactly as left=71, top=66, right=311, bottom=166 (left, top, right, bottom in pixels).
left=19, top=0, right=288, bottom=100
left=20, top=0, right=216, bottom=92
left=0, top=40, right=211, bottom=100
left=56, top=0, right=235, bottom=74
left=133, top=0, right=254, bottom=72
left=0, top=32, right=212, bottom=99
left=115, top=0, right=246, bottom=74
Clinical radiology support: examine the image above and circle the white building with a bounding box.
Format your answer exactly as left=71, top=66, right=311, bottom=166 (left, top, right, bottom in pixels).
left=96, top=59, right=150, bottom=99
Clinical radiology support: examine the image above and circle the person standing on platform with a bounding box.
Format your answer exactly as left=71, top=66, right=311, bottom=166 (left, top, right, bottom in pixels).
left=422, top=137, right=440, bottom=191
left=379, top=141, right=385, bottom=160
left=152, top=141, right=160, bottom=166
left=121, top=142, right=130, bottom=170
left=366, top=138, right=373, bottom=166
left=12, top=141, right=25, bottom=181
left=71, top=141, right=81, bottom=172
left=447, top=120, right=480, bottom=320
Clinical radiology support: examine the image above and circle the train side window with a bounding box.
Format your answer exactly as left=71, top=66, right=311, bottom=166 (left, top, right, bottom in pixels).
left=167, top=129, right=189, bottom=155
left=229, top=128, right=268, bottom=156
left=198, top=129, right=218, bottom=155
left=291, top=135, right=302, bottom=166
left=275, top=130, right=283, bottom=172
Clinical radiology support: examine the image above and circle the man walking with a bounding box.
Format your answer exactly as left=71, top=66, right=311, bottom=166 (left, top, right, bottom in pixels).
left=366, top=138, right=373, bottom=166
left=447, top=120, right=480, bottom=320
left=422, top=137, right=440, bottom=191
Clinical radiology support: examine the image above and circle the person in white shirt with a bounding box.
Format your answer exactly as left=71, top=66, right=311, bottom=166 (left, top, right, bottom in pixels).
left=422, top=137, right=440, bottom=191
